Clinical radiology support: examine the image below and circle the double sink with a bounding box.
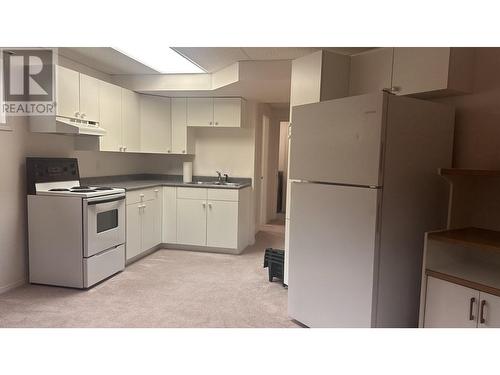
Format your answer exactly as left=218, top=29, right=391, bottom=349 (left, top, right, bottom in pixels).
left=186, top=181, right=242, bottom=187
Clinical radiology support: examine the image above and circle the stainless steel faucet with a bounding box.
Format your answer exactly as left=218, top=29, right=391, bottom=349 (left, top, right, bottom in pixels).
left=216, top=171, right=223, bottom=184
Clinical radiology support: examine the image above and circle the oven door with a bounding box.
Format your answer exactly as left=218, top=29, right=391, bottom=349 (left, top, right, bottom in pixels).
left=83, top=193, right=126, bottom=257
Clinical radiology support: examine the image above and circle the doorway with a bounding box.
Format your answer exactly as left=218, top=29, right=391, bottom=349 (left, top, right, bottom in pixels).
left=259, top=114, right=289, bottom=229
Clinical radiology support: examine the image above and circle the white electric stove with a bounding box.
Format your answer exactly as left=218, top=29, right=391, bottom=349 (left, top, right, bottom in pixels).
left=27, top=157, right=126, bottom=289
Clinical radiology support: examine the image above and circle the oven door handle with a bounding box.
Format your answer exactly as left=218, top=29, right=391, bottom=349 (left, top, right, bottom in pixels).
left=87, top=195, right=126, bottom=205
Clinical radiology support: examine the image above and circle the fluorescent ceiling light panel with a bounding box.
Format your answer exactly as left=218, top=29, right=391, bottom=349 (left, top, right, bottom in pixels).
left=115, top=47, right=205, bottom=74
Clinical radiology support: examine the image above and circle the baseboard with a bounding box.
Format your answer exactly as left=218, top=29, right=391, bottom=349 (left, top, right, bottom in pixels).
left=125, top=244, right=162, bottom=266
left=161, top=243, right=244, bottom=255
left=0, top=278, right=26, bottom=295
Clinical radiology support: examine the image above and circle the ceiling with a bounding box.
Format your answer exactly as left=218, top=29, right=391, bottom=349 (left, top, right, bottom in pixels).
left=60, top=47, right=375, bottom=76
left=174, top=47, right=374, bottom=72
left=58, top=47, right=159, bottom=75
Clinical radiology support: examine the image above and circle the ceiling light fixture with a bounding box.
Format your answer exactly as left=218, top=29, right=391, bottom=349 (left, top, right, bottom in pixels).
left=114, top=47, right=205, bottom=74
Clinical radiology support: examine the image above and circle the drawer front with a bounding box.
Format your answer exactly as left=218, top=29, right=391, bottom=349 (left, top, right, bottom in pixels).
left=207, top=188, right=239, bottom=202
left=126, top=187, right=161, bottom=204
left=83, top=244, right=125, bottom=288
left=177, top=187, right=207, bottom=200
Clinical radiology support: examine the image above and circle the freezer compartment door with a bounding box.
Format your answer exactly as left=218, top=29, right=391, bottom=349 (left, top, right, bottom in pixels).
left=289, top=92, right=386, bottom=186
left=288, top=182, right=381, bottom=327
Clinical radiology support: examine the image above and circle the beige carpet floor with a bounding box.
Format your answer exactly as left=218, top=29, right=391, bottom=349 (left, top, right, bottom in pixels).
left=0, top=227, right=298, bottom=328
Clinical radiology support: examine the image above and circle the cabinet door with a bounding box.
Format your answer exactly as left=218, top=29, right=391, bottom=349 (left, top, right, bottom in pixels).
left=478, top=292, right=500, bottom=328
left=162, top=187, right=177, bottom=243
left=349, top=48, right=394, bottom=96
left=141, top=193, right=162, bottom=251
left=392, top=48, right=451, bottom=96
left=213, top=98, right=242, bottom=127
left=126, top=203, right=142, bottom=260
left=187, top=98, right=213, bottom=127
left=99, top=81, right=122, bottom=152
left=79, top=74, right=100, bottom=122
left=122, top=89, right=141, bottom=152
left=140, top=95, right=172, bottom=153
left=171, top=97, right=189, bottom=154
left=424, top=276, right=479, bottom=328
left=206, top=200, right=238, bottom=249
left=55, top=65, right=80, bottom=118
left=176, top=199, right=207, bottom=246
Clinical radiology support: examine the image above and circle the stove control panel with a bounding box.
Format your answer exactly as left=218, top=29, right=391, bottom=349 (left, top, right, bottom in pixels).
left=26, top=158, right=80, bottom=195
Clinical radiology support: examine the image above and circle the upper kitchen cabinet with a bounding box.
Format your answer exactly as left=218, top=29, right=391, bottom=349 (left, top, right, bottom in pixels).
left=349, top=48, right=394, bottom=96
left=171, top=98, right=195, bottom=154
left=187, top=97, right=245, bottom=128
left=98, top=84, right=140, bottom=152
left=392, top=47, right=475, bottom=97
left=213, top=98, right=244, bottom=127
left=99, top=81, right=122, bottom=152
left=187, top=98, right=213, bottom=127
left=79, top=74, right=100, bottom=122
left=121, top=89, right=141, bottom=152
left=55, top=65, right=100, bottom=122
left=55, top=66, right=80, bottom=119
left=290, top=50, right=350, bottom=112
left=140, top=95, right=172, bottom=154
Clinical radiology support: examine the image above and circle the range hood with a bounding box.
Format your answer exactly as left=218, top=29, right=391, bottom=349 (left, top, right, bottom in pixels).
left=29, top=116, right=106, bottom=136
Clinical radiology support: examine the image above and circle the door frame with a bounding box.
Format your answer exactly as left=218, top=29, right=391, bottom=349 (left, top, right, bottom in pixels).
left=259, top=115, right=270, bottom=226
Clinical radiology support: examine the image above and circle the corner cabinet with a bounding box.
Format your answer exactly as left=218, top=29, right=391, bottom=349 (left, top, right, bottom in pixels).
left=175, top=187, right=251, bottom=253
left=140, top=95, right=172, bottom=154
left=187, top=97, right=244, bottom=128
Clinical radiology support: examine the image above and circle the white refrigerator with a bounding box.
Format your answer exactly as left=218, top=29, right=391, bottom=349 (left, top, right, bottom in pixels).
left=287, top=92, right=455, bottom=327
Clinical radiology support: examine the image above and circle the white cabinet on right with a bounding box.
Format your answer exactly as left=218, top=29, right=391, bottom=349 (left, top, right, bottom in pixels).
left=424, top=276, right=500, bottom=328
left=392, top=47, right=475, bottom=97
left=348, top=47, right=476, bottom=98
left=187, top=98, right=245, bottom=128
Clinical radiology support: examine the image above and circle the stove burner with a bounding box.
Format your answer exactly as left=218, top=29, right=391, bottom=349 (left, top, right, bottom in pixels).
left=71, top=186, right=90, bottom=190
left=71, top=189, right=96, bottom=193
left=49, top=188, right=71, bottom=192
left=94, top=187, right=113, bottom=191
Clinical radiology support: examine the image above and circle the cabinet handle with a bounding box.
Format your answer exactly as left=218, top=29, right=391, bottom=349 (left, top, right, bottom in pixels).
left=215, top=122, right=218, bottom=126
left=469, top=297, right=476, bottom=321
left=123, top=146, right=127, bottom=152
left=182, top=150, right=186, bottom=154
left=209, top=121, right=213, bottom=125
left=202, top=202, right=206, bottom=208
left=480, top=300, right=486, bottom=324
left=167, top=149, right=171, bottom=153
left=208, top=202, right=212, bottom=209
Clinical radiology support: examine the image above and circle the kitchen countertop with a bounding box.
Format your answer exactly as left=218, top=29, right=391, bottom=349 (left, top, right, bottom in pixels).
left=81, top=174, right=252, bottom=191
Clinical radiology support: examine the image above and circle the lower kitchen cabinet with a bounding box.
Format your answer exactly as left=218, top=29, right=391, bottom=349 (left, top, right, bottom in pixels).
left=206, top=200, right=238, bottom=248
left=424, top=276, right=500, bottom=328
left=126, top=202, right=142, bottom=260
left=175, top=187, right=251, bottom=252
left=162, top=187, right=177, bottom=243
left=176, top=198, right=207, bottom=246
left=141, top=198, right=162, bottom=251
left=126, top=188, right=162, bottom=261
